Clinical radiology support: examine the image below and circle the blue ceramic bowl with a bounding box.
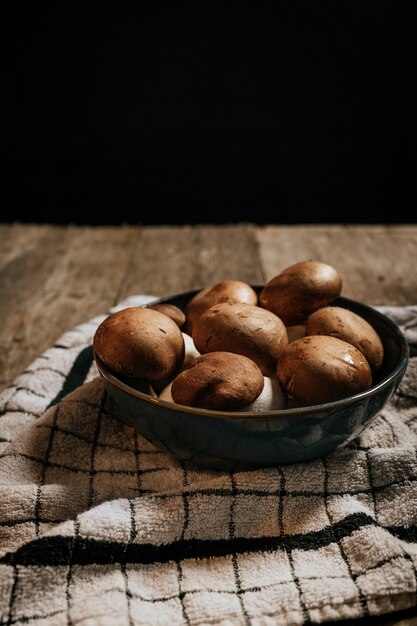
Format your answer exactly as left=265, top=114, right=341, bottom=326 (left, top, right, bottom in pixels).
left=95, top=289, right=409, bottom=471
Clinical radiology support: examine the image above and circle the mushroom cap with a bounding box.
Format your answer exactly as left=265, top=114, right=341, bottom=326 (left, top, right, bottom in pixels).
left=93, top=306, right=185, bottom=382
left=277, top=335, right=372, bottom=405
left=184, top=280, right=258, bottom=334
left=147, top=303, right=186, bottom=328
left=259, top=260, right=342, bottom=325
left=171, top=351, right=264, bottom=411
left=306, top=306, right=384, bottom=372
left=192, top=302, right=288, bottom=376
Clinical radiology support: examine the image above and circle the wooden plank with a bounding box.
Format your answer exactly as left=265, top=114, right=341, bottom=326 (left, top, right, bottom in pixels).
left=0, top=224, right=58, bottom=267
left=256, top=225, right=417, bottom=306
left=2, top=223, right=416, bottom=392
left=0, top=225, right=139, bottom=391
left=118, top=224, right=265, bottom=301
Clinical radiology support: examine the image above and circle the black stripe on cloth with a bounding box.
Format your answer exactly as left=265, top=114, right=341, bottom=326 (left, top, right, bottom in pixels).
left=276, top=466, right=310, bottom=622
left=120, top=501, right=138, bottom=626
left=24, top=366, right=67, bottom=377
left=66, top=519, right=80, bottom=626
left=0, top=406, right=41, bottom=419
left=396, top=389, right=417, bottom=404
left=35, top=422, right=136, bottom=453
left=365, top=448, right=379, bottom=523
left=388, top=526, right=417, bottom=543
left=4, top=590, right=417, bottom=626
left=5, top=563, right=19, bottom=626
left=121, top=562, right=134, bottom=626
left=15, top=386, right=47, bottom=399
left=180, top=461, right=190, bottom=542
left=0, top=450, right=166, bottom=476
left=7, top=607, right=65, bottom=625
left=4, top=513, right=414, bottom=567
left=1, top=474, right=416, bottom=529
left=176, top=560, right=191, bottom=626
left=177, top=462, right=191, bottom=624
left=276, top=467, right=285, bottom=537
left=46, top=345, right=94, bottom=409
left=322, top=457, right=368, bottom=617
left=0, top=572, right=361, bottom=619
left=54, top=394, right=165, bottom=437
left=229, top=471, right=251, bottom=626
left=34, top=405, right=60, bottom=537
left=87, top=389, right=106, bottom=509
left=0, top=448, right=415, bottom=495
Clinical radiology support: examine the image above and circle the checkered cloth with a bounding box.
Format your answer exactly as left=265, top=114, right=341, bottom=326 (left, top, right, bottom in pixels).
left=1, top=295, right=417, bottom=626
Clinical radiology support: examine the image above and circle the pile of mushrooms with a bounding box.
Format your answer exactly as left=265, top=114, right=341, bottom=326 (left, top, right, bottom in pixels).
left=93, top=260, right=384, bottom=412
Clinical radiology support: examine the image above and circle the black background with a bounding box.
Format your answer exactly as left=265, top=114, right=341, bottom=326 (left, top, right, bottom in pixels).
left=4, top=3, right=416, bottom=224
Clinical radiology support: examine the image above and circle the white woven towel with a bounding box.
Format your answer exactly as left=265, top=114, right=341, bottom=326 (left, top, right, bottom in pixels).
left=0, top=296, right=417, bottom=626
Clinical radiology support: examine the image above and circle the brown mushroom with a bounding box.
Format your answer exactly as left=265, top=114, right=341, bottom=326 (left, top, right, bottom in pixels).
left=306, top=306, right=384, bottom=372
left=147, top=303, right=186, bottom=328
left=277, top=335, right=372, bottom=405
left=93, top=306, right=185, bottom=383
left=162, top=373, right=287, bottom=412
left=192, top=302, right=288, bottom=376
left=151, top=331, right=201, bottom=394
left=171, top=351, right=264, bottom=411
left=184, top=280, right=258, bottom=334
left=259, top=260, right=342, bottom=325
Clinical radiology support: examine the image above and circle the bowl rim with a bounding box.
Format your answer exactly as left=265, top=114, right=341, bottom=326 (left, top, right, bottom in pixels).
left=94, top=291, right=410, bottom=421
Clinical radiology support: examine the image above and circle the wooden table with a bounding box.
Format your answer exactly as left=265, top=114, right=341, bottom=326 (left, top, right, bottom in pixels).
left=1, top=222, right=417, bottom=625
left=1, top=223, right=416, bottom=393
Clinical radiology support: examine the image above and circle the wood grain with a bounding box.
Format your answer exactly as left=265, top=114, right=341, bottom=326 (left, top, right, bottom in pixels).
left=256, top=225, right=417, bottom=306
left=0, top=225, right=139, bottom=390
left=1, top=223, right=416, bottom=392
left=118, top=224, right=264, bottom=301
